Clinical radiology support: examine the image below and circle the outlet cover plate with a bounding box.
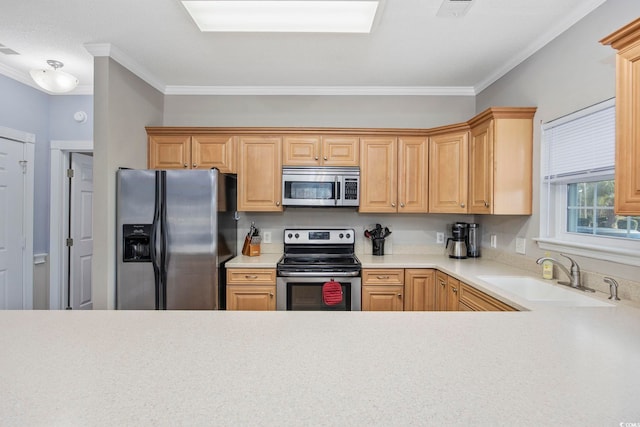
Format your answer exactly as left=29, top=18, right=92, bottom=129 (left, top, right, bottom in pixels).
left=263, top=231, right=272, bottom=244
left=436, top=232, right=444, bottom=244
left=515, top=237, right=526, bottom=254
left=490, top=234, right=497, bottom=248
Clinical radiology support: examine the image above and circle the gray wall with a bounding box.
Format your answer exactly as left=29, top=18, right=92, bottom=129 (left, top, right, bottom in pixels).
left=92, top=57, right=164, bottom=309
left=0, top=75, right=92, bottom=254
left=475, top=0, right=640, bottom=282
left=163, top=95, right=475, bottom=129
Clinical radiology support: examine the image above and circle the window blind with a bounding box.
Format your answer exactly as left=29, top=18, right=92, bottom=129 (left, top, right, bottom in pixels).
left=542, top=98, right=615, bottom=183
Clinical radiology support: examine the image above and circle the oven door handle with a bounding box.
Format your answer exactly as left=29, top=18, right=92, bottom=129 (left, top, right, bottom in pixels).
left=277, top=270, right=361, bottom=278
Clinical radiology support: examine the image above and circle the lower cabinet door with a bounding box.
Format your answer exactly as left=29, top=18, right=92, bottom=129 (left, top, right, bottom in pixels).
left=227, top=285, right=276, bottom=310
left=362, top=285, right=404, bottom=311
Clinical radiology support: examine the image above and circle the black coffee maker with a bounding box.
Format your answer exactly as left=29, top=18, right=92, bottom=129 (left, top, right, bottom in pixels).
left=446, top=222, right=468, bottom=259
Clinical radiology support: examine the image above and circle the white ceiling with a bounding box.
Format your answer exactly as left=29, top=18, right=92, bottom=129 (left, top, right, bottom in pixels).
left=0, top=0, right=607, bottom=95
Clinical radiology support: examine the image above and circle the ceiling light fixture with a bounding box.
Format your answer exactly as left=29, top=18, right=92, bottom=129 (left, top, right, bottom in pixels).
left=181, top=1, right=379, bottom=33
left=29, top=60, right=79, bottom=93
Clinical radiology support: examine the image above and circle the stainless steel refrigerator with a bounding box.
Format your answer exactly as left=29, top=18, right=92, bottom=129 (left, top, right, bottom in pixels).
left=116, top=169, right=237, bottom=310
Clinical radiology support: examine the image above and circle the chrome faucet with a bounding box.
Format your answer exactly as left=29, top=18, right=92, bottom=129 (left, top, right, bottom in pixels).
left=604, top=277, right=620, bottom=300
left=535, top=254, right=595, bottom=292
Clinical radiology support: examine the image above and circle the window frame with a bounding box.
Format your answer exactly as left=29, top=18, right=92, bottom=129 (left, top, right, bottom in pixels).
left=536, top=99, right=640, bottom=266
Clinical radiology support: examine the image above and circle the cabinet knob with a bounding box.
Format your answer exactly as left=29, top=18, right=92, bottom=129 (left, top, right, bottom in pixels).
left=391, top=203, right=396, bottom=208
left=183, top=163, right=188, bottom=168
left=269, top=293, right=274, bottom=298
left=276, top=201, right=280, bottom=206
left=397, top=294, right=402, bottom=298
left=452, top=287, right=458, bottom=293
left=440, top=281, right=446, bottom=287
left=460, top=203, right=466, bottom=208
left=193, top=163, right=197, bottom=168
left=315, top=157, right=319, bottom=160
left=323, top=156, right=327, bottom=161
left=400, top=202, right=405, bottom=208
left=484, top=200, right=489, bottom=208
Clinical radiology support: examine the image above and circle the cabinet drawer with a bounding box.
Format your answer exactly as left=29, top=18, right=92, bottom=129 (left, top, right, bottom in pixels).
left=459, top=282, right=516, bottom=311
left=227, top=269, right=276, bottom=285
left=362, top=269, right=405, bottom=285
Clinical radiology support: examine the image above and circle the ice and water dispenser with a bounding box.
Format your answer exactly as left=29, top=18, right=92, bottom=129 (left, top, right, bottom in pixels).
left=122, top=224, right=152, bottom=262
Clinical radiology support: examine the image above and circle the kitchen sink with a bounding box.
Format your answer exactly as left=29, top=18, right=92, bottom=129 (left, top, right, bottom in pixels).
left=476, top=275, right=614, bottom=307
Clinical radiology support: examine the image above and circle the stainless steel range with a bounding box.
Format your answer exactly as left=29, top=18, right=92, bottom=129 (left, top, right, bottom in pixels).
left=276, top=228, right=361, bottom=311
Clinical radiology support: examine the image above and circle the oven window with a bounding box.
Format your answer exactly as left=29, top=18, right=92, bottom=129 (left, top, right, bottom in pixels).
left=287, top=282, right=351, bottom=311
left=284, top=181, right=336, bottom=200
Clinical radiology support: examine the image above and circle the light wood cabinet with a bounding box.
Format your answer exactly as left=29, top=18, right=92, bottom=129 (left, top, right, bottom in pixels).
left=404, top=269, right=435, bottom=311
left=434, top=271, right=448, bottom=311
left=468, top=108, right=536, bottom=215
left=361, top=269, right=404, bottom=311
left=359, top=137, right=397, bottom=213
left=237, top=136, right=283, bottom=212
left=601, top=19, right=640, bottom=215
left=360, top=136, right=428, bottom=213
left=226, top=268, right=276, bottom=311
left=283, top=135, right=359, bottom=166
left=458, top=282, right=515, bottom=311
left=429, top=128, right=469, bottom=213
left=447, top=276, right=461, bottom=311
left=147, top=131, right=235, bottom=173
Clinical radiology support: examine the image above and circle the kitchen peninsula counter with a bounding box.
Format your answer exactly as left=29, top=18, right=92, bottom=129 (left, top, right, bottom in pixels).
left=2, top=302, right=640, bottom=425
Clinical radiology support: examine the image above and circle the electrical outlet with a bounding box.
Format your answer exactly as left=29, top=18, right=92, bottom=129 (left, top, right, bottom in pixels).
left=490, top=234, right=497, bottom=248
left=263, top=231, right=272, bottom=244
left=515, top=237, right=526, bottom=254
left=436, top=232, right=444, bottom=244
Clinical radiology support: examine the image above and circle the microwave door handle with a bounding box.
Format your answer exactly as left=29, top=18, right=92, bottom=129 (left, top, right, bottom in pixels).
left=335, top=176, right=339, bottom=206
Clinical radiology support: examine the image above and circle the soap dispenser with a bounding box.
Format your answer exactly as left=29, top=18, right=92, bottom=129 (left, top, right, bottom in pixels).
left=542, top=252, right=553, bottom=279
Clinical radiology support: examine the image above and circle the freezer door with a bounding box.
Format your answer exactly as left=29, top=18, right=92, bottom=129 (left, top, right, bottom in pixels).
left=116, top=169, right=158, bottom=309
left=164, top=170, right=218, bottom=309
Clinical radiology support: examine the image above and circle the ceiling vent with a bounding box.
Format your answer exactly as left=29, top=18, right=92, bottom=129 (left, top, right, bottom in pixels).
left=0, top=43, right=20, bottom=55
left=437, top=0, right=475, bottom=18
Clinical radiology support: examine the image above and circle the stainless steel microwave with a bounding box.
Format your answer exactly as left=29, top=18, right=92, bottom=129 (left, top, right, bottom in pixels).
left=282, top=167, right=359, bottom=207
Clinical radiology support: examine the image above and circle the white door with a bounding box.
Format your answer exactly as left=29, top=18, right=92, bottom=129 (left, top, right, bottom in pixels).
left=0, top=138, right=26, bottom=309
left=69, top=153, right=93, bottom=310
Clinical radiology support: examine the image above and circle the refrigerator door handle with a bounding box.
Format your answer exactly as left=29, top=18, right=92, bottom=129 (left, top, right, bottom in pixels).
left=160, top=171, right=169, bottom=310
left=150, top=172, right=162, bottom=310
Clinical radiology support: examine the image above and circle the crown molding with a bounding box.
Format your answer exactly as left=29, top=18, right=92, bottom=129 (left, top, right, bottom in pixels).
left=84, top=42, right=166, bottom=93
left=163, top=85, right=476, bottom=96
left=474, top=0, right=607, bottom=94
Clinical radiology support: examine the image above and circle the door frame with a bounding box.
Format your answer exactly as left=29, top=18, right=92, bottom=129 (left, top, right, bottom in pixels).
left=49, top=140, right=93, bottom=310
left=0, top=126, right=35, bottom=309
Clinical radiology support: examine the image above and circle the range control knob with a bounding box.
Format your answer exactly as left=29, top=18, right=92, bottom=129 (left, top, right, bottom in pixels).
left=339, top=233, right=344, bottom=239
left=287, top=233, right=293, bottom=239
left=346, top=233, right=351, bottom=239
left=294, top=233, right=300, bottom=239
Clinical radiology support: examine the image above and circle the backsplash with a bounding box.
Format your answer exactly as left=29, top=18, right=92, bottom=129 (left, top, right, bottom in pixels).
left=238, top=209, right=471, bottom=256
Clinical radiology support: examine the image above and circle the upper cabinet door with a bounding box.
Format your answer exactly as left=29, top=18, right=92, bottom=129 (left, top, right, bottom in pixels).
left=359, top=137, right=398, bottom=213
left=283, top=135, right=321, bottom=166
left=397, top=136, right=428, bottom=213
left=322, top=136, right=359, bottom=166
left=148, top=135, right=191, bottom=169
left=601, top=19, right=640, bottom=215
left=238, top=136, right=283, bottom=212
left=192, top=135, right=235, bottom=173
left=468, top=120, right=493, bottom=214
left=428, top=130, right=469, bottom=214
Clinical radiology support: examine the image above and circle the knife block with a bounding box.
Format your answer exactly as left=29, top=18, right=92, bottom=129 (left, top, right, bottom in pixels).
left=242, top=235, right=261, bottom=256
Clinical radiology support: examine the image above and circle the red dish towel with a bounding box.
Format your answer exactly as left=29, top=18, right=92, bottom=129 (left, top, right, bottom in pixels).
left=322, top=280, right=343, bottom=306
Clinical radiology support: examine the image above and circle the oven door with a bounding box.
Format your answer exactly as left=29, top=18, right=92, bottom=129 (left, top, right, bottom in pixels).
left=276, top=276, right=361, bottom=311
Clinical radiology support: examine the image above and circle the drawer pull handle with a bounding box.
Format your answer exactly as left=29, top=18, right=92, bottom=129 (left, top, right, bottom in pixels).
left=245, top=275, right=258, bottom=279
left=376, top=275, right=390, bottom=280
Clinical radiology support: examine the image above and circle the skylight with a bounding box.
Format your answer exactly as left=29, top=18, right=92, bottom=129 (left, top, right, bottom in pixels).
left=181, top=1, right=379, bottom=33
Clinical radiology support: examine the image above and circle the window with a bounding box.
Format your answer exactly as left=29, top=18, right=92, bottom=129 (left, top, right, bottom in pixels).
left=538, top=98, right=640, bottom=265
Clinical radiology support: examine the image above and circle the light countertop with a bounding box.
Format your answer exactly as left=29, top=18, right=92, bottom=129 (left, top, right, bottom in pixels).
left=2, top=255, right=638, bottom=425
